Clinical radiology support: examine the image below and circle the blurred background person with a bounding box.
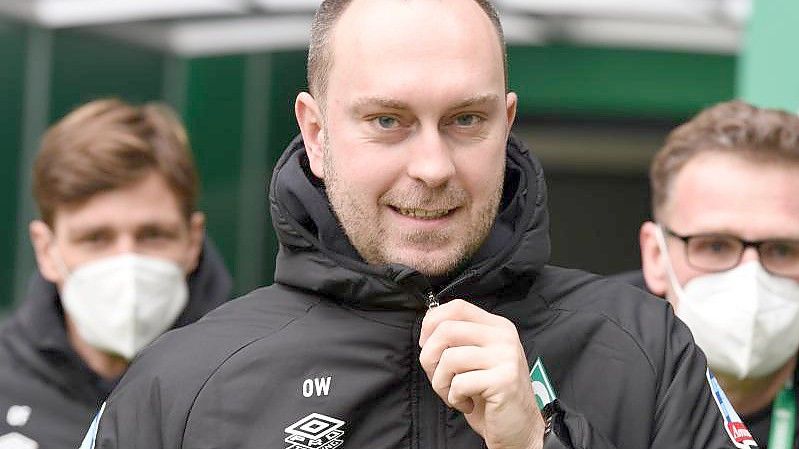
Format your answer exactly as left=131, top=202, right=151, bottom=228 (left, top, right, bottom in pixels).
left=0, top=99, right=232, bottom=449
left=639, top=100, right=799, bottom=448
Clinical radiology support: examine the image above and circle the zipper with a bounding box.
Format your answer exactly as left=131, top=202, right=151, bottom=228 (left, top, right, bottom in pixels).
left=404, top=269, right=480, bottom=447
left=436, top=269, right=479, bottom=301
left=410, top=314, right=423, bottom=449
left=412, top=291, right=443, bottom=449
left=426, top=291, right=439, bottom=309
left=392, top=264, right=478, bottom=309
left=419, top=269, right=480, bottom=309
left=412, top=308, right=447, bottom=449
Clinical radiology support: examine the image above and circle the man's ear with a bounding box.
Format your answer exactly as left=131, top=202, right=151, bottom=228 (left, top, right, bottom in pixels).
left=184, top=211, right=206, bottom=274
left=295, top=92, right=326, bottom=179
left=640, top=221, right=669, bottom=297
left=504, top=91, right=518, bottom=135
left=29, top=220, right=64, bottom=285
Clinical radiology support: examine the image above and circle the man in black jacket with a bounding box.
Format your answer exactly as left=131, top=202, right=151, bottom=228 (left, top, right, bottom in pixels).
left=638, top=101, right=799, bottom=448
left=84, top=1, right=751, bottom=448
left=0, top=99, right=232, bottom=449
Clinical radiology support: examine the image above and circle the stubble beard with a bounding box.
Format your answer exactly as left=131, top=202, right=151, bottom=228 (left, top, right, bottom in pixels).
left=321, top=136, right=504, bottom=277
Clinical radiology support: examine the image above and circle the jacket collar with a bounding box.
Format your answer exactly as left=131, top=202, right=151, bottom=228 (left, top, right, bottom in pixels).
left=269, top=134, right=551, bottom=310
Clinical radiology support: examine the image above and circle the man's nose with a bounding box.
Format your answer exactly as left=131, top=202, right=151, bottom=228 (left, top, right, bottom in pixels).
left=405, top=129, right=456, bottom=188
left=740, top=246, right=760, bottom=264
left=114, top=234, right=137, bottom=254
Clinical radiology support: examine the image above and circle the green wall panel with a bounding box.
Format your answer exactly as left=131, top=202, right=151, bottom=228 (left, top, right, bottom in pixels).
left=0, top=20, right=26, bottom=311
left=259, top=50, right=306, bottom=287
left=264, top=51, right=305, bottom=150
left=509, top=45, right=736, bottom=121
left=49, top=30, right=164, bottom=120
left=738, top=0, right=799, bottom=111
left=184, top=51, right=306, bottom=295
left=183, top=55, right=247, bottom=293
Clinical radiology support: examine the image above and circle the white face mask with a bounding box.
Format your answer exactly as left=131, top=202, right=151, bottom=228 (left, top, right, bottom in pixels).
left=655, top=226, right=799, bottom=379
left=58, top=253, right=189, bottom=360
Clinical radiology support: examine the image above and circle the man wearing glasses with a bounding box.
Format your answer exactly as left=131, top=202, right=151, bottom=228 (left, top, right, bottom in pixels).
left=639, top=100, right=799, bottom=448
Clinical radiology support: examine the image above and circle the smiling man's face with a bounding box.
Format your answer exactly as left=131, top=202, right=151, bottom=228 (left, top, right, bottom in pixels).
left=297, top=0, right=517, bottom=276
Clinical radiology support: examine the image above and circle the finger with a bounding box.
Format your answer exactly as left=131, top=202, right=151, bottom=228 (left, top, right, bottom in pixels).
left=452, top=395, right=476, bottom=415
left=448, top=361, right=533, bottom=409
left=420, top=299, right=510, bottom=346
left=447, top=369, right=492, bottom=414
left=419, top=320, right=499, bottom=377
left=428, top=345, right=488, bottom=396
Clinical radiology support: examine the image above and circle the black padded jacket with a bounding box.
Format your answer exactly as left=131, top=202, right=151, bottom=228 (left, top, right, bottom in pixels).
left=86, top=135, right=750, bottom=449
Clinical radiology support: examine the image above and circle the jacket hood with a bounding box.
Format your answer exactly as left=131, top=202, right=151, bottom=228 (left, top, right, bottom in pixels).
left=269, top=133, right=550, bottom=310
left=0, top=238, right=232, bottom=405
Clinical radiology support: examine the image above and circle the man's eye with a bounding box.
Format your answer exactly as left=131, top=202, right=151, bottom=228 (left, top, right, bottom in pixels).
left=139, top=229, right=175, bottom=243
left=764, top=241, right=799, bottom=261
left=81, top=233, right=110, bottom=245
left=708, top=240, right=733, bottom=253
left=373, top=116, right=400, bottom=130
left=692, top=237, right=737, bottom=257
left=454, top=114, right=481, bottom=127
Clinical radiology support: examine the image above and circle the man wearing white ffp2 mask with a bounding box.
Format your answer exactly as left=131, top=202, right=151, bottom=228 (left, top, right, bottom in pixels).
left=57, top=252, right=189, bottom=361
left=653, top=226, right=799, bottom=381
left=638, top=100, right=799, bottom=448
left=0, top=99, right=232, bottom=449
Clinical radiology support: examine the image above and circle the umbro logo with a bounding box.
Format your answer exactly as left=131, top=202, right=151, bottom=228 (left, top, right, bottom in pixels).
left=284, top=413, right=345, bottom=449
left=6, top=405, right=32, bottom=427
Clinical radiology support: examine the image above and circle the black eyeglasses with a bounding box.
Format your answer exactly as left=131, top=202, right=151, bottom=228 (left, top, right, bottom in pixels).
left=661, top=226, right=799, bottom=277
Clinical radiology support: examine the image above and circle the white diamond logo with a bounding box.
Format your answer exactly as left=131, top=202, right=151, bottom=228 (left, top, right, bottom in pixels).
left=6, top=406, right=32, bottom=427
left=0, top=432, right=38, bottom=449
left=284, top=413, right=345, bottom=449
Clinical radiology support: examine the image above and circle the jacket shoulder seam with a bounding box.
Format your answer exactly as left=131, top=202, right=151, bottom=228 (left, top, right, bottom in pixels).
left=179, top=299, right=320, bottom=448
left=549, top=305, right=658, bottom=378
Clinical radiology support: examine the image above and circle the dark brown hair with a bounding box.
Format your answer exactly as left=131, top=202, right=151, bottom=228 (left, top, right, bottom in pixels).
left=33, top=98, right=199, bottom=226
left=651, top=100, right=799, bottom=219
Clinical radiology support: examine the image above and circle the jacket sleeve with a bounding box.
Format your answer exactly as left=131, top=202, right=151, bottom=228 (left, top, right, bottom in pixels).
left=540, top=400, right=620, bottom=449
left=648, top=315, right=754, bottom=449
left=541, top=314, right=750, bottom=449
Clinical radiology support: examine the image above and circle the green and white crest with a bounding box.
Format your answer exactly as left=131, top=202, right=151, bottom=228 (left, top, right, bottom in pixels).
left=530, top=357, right=557, bottom=410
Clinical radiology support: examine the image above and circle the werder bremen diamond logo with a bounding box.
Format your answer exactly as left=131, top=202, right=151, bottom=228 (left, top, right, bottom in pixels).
left=530, top=357, right=557, bottom=410
left=284, top=413, right=345, bottom=449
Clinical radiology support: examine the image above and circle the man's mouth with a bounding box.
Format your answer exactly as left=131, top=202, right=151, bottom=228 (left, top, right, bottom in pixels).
left=393, top=207, right=454, bottom=219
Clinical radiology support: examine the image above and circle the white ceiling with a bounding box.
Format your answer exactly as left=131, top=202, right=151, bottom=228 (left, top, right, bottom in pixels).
left=0, top=0, right=248, bottom=28
left=0, top=0, right=750, bottom=56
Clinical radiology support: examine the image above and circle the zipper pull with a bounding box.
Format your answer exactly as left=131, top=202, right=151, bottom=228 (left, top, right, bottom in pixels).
left=426, top=291, right=440, bottom=309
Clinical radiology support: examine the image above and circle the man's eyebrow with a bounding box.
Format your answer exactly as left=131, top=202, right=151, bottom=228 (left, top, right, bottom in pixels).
left=67, top=224, right=111, bottom=239
left=137, top=221, right=182, bottom=233
left=350, top=94, right=501, bottom=113
left=351, top=97, right=410, bottom=112
left=450, top=94, right=501, bottom=110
